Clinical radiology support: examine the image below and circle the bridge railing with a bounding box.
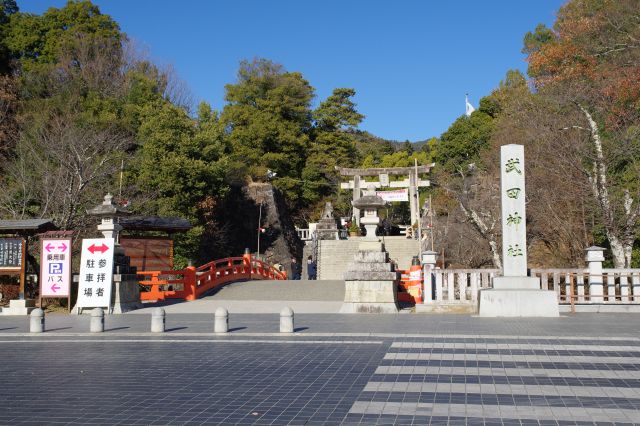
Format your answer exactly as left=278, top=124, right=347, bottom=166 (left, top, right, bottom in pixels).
left=138, top=267, right=195, bottom=302
left=138, top=253, right=286, bottom=302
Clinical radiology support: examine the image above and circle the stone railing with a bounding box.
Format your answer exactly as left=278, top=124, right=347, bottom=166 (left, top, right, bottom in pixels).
left=531, top=268, right=640, bottom=303
left=296, top=228, right=311, bottom=241
left=431, top=269, right=499, bottom=303
left=427, top=268, right=640, bottom=305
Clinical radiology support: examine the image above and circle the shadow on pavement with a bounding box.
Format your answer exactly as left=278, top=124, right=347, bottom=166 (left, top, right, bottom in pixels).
left=45, top=327, right=73, bottom=332
left=165, top=327, right=188, bottom=332
left=294, top=327, right=309, bottom=332
left=228, top=327, right=247, bottom=332
left=105, top=327, right=130, bottom=332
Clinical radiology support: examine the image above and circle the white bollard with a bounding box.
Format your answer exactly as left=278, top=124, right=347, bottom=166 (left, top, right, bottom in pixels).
left=151, top=308, right=165, bottom=333
left=214, top=307, right=228, bottom=333
left=30, top=308, right=45, bottom=333
left=90, top=308, right=104, bottom=333
left=280, top=307, right=294, bottom=333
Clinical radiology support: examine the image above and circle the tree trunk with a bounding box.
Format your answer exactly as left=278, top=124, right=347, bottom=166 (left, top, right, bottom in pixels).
left=577, top=103, right=636, bottom=268
left=459, top=202, right=502, bottom=271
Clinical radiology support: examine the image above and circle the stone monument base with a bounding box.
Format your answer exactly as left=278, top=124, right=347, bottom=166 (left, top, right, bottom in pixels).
left=340, top=280, right=399, bottom=313
left=478, top=288, right=559, bottom=317
left=0, top=299, right=35, bottom=316
left=72, top=274, right=142, bottom=314
left=492, top=276, right=541, bottom=289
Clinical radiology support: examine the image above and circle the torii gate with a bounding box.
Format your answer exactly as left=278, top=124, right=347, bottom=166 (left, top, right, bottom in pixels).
left=337, top=164, right=434, bottom=226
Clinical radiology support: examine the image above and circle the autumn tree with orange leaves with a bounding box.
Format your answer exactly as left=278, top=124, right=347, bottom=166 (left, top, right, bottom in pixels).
left=523, top=0, right=640, bottom=267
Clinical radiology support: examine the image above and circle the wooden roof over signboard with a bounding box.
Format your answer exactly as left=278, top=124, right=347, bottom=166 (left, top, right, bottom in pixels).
left=0, top=219, right=57, bottom=234
left=119, top=216, right=192, bottom=233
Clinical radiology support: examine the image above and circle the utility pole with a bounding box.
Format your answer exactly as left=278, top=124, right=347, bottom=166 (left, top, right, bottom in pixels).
left=257, top=202, right=263, bottom=256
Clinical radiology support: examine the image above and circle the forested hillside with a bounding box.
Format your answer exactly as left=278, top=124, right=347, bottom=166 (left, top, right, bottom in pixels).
left=0, top=0, right=638, bottom=269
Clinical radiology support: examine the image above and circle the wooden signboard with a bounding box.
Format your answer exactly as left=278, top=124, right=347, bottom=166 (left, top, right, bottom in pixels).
left=120, top=237, right=174, bottom=271
left=0, top=237, right=26, bottom=298
left=0, top=238, right=23, bottom=270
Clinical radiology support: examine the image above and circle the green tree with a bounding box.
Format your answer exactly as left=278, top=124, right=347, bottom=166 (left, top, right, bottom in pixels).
left=221, top=58, right=313, bottom=203
left=6, top=0, right=121, bottom=73
left=0, top=0, right=18, bottom=73
left=130, top=101, right=228, bottom=264
left=301, top=88, right=363, bottom=207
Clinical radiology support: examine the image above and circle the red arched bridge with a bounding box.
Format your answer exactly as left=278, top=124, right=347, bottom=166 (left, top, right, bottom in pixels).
left=138, top=253, right=286, bottom=302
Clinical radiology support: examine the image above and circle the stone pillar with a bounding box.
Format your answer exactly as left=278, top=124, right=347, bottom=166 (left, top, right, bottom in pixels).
left=585, top=246, right=605, bottom=303
left=479, top=144, right=558, bottom=317
left=421, top=251, right=438, bottom=303
left=353, top=175, right=361, bottom=226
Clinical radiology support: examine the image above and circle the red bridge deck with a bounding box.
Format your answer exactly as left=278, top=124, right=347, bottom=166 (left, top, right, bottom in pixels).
left=138, top=253, right=286, bottom=302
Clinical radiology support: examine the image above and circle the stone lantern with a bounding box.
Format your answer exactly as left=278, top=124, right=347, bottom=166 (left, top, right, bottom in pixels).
left=352, top=185, right=387, bottom=243
left=87, top=193, right=130, bottom=253
left=341, top=185, right=399, bottom=313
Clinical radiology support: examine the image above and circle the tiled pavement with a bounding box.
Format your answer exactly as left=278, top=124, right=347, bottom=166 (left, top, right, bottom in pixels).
left=2, top=314, right=640, bottom=424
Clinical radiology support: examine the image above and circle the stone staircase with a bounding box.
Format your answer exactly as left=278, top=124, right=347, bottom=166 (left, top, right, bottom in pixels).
left=318, top=236, right=420, bottom=280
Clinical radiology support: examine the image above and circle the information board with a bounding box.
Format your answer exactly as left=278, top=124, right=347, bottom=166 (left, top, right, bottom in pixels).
left=75, top=238, right=114, bottom=311
left=40, top=238, right=72, bottom=298
left=0, top=238, right=23, bottom=270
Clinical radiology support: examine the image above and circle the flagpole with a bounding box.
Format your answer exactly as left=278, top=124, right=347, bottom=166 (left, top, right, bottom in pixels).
left=415, top=158, right=422, bottom=254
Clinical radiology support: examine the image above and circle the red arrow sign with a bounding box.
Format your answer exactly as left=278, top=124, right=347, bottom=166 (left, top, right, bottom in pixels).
left=58, top=242, right=67, bottom=252
left=88, top=243, right=109, bottom=254
left=45, top=243, right=55, bottom=252
left=50, top=283, right=60, bottom=293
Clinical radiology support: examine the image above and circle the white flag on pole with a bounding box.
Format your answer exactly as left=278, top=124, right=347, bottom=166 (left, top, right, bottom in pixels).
left=465, top=94, right=475, bottom=117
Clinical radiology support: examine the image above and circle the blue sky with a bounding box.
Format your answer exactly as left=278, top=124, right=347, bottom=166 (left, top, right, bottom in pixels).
left=21, top=0, right=564, bottom=142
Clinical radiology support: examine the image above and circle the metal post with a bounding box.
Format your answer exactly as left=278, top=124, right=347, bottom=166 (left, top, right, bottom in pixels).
left=257, top=202, right=263, bottom=255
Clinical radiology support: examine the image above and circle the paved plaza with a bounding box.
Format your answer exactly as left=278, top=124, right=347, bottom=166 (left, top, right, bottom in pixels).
left=2, top=313, right=640, bottom=425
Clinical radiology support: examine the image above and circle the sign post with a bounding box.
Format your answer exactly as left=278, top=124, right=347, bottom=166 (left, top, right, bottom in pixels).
left=39, top=237, right=72, bottom=310
left=76, top=238, right=115, bottom=314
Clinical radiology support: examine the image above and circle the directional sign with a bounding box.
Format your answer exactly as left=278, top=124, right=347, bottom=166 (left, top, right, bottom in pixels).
left=76, top=238, right=114, bottom=310
left=40, top=238, right=72, bottom=298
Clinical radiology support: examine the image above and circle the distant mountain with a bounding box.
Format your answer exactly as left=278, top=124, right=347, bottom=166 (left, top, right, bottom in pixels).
left=350, top=130, right=433, bottom=155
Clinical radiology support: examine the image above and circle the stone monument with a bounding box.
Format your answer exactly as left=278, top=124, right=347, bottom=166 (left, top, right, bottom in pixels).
left=478, top=144, right=559, bottom=317
left=315, top=202, right=340, bottom=240
left=341, top=186, right=399, bottom=313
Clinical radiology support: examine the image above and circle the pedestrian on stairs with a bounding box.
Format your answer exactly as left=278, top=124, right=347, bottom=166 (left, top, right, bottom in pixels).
left=290, top=257, right=301, bottom=280
left=307, top=256, right=317, bottom=280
